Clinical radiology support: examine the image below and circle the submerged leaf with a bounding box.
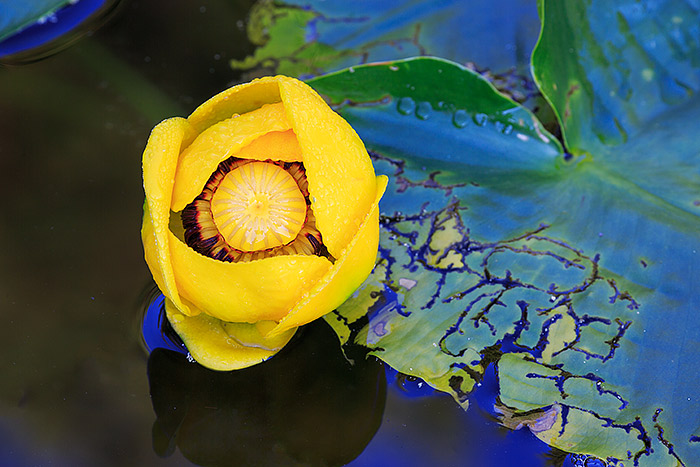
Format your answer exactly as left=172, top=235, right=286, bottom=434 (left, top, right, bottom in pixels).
left=233, top=0, right=541, bottom=78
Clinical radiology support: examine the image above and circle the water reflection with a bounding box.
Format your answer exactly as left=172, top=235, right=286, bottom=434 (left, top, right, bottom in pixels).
left=141, top=291, right=188, bottom=355
left=146, top=319, right=387, bottom=466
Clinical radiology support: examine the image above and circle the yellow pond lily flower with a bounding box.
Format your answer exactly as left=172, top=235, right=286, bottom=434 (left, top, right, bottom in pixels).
left=141, top=76, right=387, bottom=371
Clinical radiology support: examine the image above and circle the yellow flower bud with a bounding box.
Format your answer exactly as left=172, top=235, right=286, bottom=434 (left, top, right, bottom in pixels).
left=141, top=76, right=387, bottom=370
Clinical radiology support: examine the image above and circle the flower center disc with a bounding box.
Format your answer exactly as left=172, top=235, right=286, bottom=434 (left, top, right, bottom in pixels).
left=210, top=161, right=307, bottom=252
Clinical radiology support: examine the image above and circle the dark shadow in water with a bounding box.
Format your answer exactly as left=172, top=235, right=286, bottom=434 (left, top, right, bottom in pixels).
left=147, top=320, right=387, bottom=466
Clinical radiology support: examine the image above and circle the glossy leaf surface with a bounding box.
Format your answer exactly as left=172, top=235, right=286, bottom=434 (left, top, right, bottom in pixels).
left=0, top=0, right=70, bottom=41
left=232, top=0, right=540, bottom=77
left=310, top=2, right=700, bottom=462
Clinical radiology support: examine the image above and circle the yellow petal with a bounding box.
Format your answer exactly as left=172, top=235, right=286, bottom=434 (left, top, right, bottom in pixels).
left=142, top=117, right=197, bottom=315
left=278, top=77, right=378, bottom=258
left=187, top=76, right=282, bottom=133
left=172, top=102, right=291, bottom=211
left=142, top=207, right=176, bottom=308
left=236, top=129, right=303, bottom=162
left=268, top=175, right=388, bottom=337
left=165, top=298, right=296, bottom=371
left=167, top=229, right=333, bottom=323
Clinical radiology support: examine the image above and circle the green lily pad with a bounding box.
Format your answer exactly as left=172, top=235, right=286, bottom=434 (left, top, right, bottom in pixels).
left=0, top=0, right=71, bottom=42
left=310, top=4, right=700, bottom=462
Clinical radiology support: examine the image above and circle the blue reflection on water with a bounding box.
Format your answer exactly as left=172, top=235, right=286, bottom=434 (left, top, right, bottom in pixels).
left=568, top=455, right=607, bottom=467
left=378, top=362, right=595, bottom=466
left=353, top=366, right=555, bottom=467
left=385, top=366, right=437, bottom=398
left=0, top=0, right=107, bottom=57
left=141, top=293, right=187, bottom=355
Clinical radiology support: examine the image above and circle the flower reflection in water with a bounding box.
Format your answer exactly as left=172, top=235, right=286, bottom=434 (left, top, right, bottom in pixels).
left=143, top=295, right=387, bottom=466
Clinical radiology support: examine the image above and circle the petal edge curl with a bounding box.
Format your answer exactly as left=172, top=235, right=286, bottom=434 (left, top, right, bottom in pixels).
left=279, top=77, right=378, bottom=259
left=236, top=130, right=302, bottom=162
left=267, top=175, right=388, bottom=337
left=172, top=102, right=292, bottom=211
left=168, top=230, right=334, bottom=323
left=165, top=298, right=296, bottom=371
left=142, top=118, right=197, bottom=315
left=187, top=76, right=282, bottom=133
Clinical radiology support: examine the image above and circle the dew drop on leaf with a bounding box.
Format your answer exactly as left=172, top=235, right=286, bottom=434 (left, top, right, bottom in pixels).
left=397, top=96, right=416, bottom=115
left=473, top=112, right=488, bottom=126
left=452, top=109, right=469, bottom=128
left=415, top=101, right=432, bottom=120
